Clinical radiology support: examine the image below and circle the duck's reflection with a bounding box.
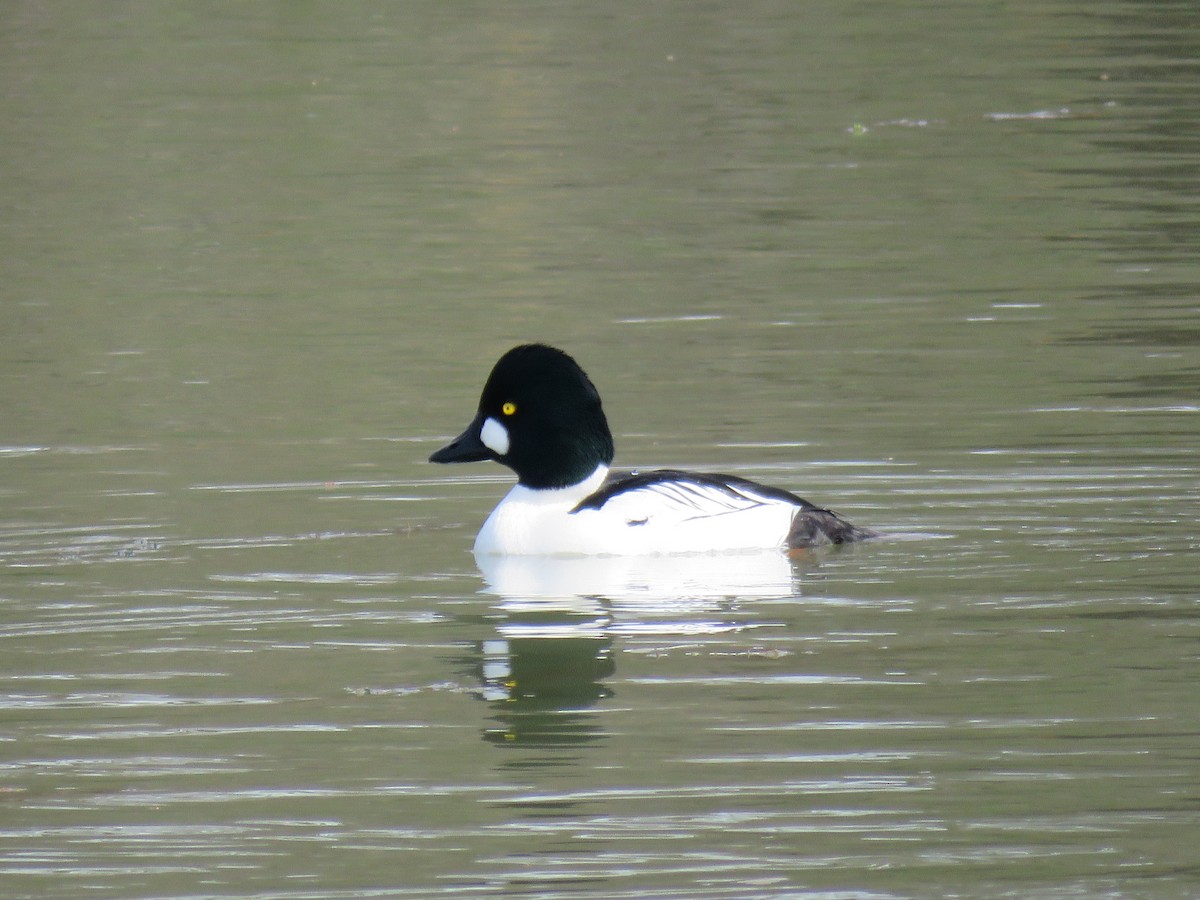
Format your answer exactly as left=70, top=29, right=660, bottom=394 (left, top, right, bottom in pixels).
left=474, top=551, right=797, bottom=749
left=479, top=632, right=614, bottom=749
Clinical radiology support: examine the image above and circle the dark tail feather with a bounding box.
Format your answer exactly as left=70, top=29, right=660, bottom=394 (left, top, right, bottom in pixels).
left=788, top=508, right=875, bottom=548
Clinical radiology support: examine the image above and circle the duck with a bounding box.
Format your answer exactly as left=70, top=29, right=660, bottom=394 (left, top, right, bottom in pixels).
left=429, top=343, right=873, bottom=556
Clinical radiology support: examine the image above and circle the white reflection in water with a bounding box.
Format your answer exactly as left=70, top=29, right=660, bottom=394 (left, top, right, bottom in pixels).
left=477, top=549, right=798, bottom=604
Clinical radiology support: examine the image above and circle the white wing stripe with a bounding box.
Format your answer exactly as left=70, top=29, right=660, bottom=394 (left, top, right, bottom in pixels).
left=640, top=479, right=769, bottom=514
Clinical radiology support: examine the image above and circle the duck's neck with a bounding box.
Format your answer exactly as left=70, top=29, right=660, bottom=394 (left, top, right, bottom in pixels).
left=511, top=463, right=609, bottom=507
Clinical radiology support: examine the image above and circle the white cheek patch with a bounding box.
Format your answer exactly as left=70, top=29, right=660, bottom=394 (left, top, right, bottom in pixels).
left=480, top=416, right=510, bottom=456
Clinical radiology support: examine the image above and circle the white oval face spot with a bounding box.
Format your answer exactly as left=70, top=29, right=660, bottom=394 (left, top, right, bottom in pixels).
left=480, top=416, right=510, bottom=456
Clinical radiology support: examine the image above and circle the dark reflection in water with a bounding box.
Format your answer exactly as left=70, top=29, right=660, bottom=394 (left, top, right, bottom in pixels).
left=1046, top=6, right=1200, bottom=415
left=478, top=632, right=615, bottom=751
left=1061, top=325, right=1200, bottom=348
left=1062, top=5, right=1200, bottom=276
left=1078, top=12, right=1200, bottom=261
left=1044, top=5, right=1200, bottom=286
left=1058, top=325, right=1200, bottom=402
left=1099, top=368, right=1200, bottom=400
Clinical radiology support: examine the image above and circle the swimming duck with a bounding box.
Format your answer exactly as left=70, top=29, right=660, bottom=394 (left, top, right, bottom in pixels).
left=430, top=344, right=873, bottom=555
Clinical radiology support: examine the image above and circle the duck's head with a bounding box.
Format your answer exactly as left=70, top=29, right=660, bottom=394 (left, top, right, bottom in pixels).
left=429, top=344, right=615, bottom=489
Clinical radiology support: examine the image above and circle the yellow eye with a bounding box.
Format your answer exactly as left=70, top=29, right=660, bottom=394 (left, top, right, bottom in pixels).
left=501, top=401, right=517, bottom=416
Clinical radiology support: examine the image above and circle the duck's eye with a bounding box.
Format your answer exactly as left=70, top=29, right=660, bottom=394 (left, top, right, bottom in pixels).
left=501, top=401, right=517, bottom=416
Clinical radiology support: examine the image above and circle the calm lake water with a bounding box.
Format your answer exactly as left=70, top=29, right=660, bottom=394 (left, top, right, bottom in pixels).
left=2, top=2, right=1197, bottom=897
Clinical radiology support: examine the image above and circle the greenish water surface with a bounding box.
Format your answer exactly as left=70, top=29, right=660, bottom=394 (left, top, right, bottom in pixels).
left=2, top=3, right=1197, bottom=897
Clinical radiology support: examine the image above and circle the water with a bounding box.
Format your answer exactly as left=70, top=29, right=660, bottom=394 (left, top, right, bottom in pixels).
left=2, top=2, right=1198, bottom=897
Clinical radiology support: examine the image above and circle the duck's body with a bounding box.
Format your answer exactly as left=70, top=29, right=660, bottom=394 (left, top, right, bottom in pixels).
left=430, top=344, right=873, bottom=557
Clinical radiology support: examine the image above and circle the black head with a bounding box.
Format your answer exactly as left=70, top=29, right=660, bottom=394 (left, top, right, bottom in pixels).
left=429, top=344, right=615, bottom=489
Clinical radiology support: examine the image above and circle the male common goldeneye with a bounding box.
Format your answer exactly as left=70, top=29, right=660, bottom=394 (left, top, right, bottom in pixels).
left=429, top=343, right=873, bottom=556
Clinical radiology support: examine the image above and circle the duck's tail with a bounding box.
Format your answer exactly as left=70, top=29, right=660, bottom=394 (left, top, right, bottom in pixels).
left=787, top=508, right=876, bottom=548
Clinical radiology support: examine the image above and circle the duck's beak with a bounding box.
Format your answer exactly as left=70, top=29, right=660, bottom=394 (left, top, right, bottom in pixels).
left=429, top=415, right=492, bottom=464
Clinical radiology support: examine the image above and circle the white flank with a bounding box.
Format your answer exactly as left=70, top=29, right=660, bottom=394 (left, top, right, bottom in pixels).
left=473, top=465, right=798, bottom=556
